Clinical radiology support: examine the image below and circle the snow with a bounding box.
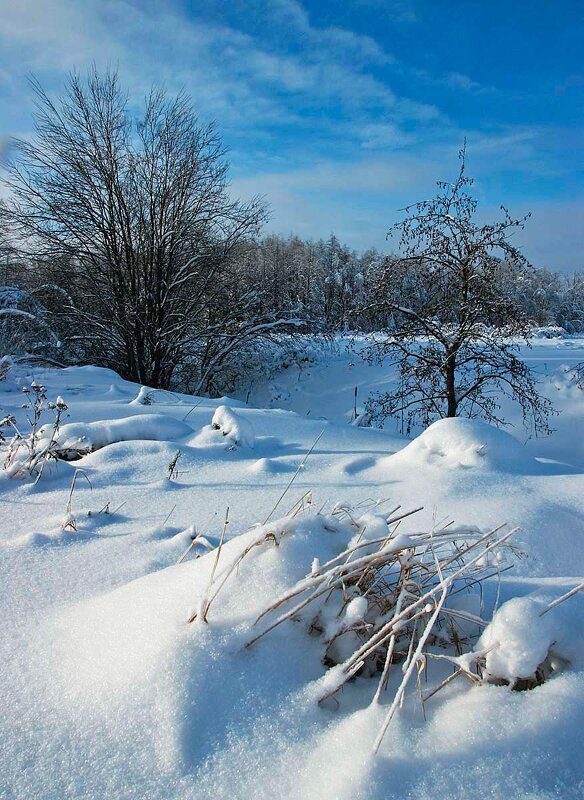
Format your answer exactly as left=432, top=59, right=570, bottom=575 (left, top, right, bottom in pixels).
left=478, top=596, right=555, bottom=683
left=354, top=511, right=390, bottom=541
left=211, top=404, right=256, bottom=448
left=1, top=337, right=584, bottom=799
left=344, top=595, right=369, bottom=625
left=37, top=413, right=193, bottom=456
left=387, top=416, right=540, bottom=472
left=129, top=385, right=154, bottom=405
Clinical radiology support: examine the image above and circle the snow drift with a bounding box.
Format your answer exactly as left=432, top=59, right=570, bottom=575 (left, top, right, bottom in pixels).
left=387, top=417, right=539, bottom=472
left=2, top=347, right=584, bottom=800
left=37, top=414, right=193, bottom=457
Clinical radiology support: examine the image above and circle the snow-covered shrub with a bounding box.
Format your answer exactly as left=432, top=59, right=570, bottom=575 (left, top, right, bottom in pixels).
left=389, top=417, right=539, bottom=473
left=212, top=405, right=255, bottom=448
left=350, top=410, right=372, bottom=427
left=129, top=386, right=154, bottom=406
left=529, top=326, right=570, bottom=339
left=178, top=496, right=583, bottom=752
left=185, top=497, right=531, bottom=749
left=40, top=414, right=193, bottom=459
left=246, top=504, right=521, bottom=711
left=477, top=597, right=556, bottom=688
left=202, top=334, right=336, bottom=399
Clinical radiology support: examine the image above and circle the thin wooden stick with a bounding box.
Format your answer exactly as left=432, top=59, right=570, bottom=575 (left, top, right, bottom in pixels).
left=540, top=580, right=584, bottom=616
left=162, top=504, right=177, bottom=526
left=284, top=490, right=313, bottom=519
left=422, top=667, right=465, bottom=703
left=263, top=429, right=325, bottom=524
left=201, top=507, right=229, bottom=623
left=177, top=538, right=198, bottom=565
left=372, top=579, right=407, bottom=704
left=373, top=583, right=448, bottom=753
left=202, top=537, right=268, bottom=618
left=188, top=507, right=228, bottom=624
left=66, top=468, right=91, bottom=515
left=182, top=399, right=203, bottom=422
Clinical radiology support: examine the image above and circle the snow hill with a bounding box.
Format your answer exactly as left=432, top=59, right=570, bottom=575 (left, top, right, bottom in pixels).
left=1, top=338, right=583, bottom=800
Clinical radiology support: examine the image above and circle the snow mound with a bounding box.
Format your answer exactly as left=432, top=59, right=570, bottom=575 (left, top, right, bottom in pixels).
left=389, top=417, right=538, bottom=472
left=38, top=414, right=192, bottom=457
left=129, top=386, right=154, bottom=405
left=41, top=511, right=354, bottom=772
left=249, top=457, right=291, bottom=474
left=212, top=405, right=255, bottom=448
left=478, top=597, right=555, bottom=683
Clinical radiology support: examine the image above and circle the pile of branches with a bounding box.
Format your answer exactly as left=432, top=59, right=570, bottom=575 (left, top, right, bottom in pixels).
left=244, top=500, right=523, bottom=751
left=181, top=494, right=581, bottom=752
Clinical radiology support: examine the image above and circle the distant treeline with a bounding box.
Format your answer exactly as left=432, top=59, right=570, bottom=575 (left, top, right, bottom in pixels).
left=227, top=233, right=584, bottom=333
left=2, top=231, right=584, bottom=372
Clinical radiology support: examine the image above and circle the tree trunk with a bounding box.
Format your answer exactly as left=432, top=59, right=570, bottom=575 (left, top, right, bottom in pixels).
left=445, top=352, right=457, bottom=417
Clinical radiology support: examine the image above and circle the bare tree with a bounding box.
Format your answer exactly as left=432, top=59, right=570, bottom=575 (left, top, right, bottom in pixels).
left=361, top=147, right=555, bottom=435
left=2, top=68, right=275, bottom=389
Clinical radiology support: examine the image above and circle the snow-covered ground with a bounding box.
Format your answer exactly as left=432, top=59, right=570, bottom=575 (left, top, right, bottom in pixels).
left=1, top=337, right=584, bottom=800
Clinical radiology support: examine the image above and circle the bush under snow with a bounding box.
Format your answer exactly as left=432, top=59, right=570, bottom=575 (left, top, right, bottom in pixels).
left=478, top=597, right=559, bottom=687
left=211, top=405, right=255, bottom=448
left=38, top=414, right=193, bottom=459
left=388, top=416, right=538, bottom=473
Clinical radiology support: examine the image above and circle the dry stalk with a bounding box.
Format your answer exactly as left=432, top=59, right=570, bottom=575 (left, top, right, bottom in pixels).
left=182, top=399, right=203, bottom=422
left=62, top=468, right=92, bottom=530
left=162, top=505, right=177, bottom=526
left=189, top=507, right=229, bottom=624
left=177, top=537, right=199, bottom=565
left=540, top=580, right=584, bottom=616
left=240, top=506, right=521, bottom=754
left=263, top=429, right=325, bottom=524
left=373, top=583, right=448, bottom=753
left=181, top=496, right=570, bottom=756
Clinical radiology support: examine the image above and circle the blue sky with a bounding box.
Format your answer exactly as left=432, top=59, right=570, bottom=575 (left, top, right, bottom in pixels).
left=0, top=0, right=582, bottom=270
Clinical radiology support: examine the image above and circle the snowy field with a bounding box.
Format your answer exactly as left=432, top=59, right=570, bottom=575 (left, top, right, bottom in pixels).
left=1, top=336, right=584, bottom=800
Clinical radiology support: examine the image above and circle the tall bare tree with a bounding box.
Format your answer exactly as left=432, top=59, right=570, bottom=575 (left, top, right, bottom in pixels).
left=2, top=69, right=271, bottom=388
left=361, top=147, right=555, bottom=435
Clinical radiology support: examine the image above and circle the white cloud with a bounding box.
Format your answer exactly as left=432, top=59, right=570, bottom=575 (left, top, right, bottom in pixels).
left=231, top=148, right=583, bottom=272
left=229, top=150, right=449, bottom=250
left=262, top=0, right=394, bottom=63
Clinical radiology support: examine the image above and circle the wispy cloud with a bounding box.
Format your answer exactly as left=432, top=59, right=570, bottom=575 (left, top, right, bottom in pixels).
left=444, top=71, right=483, bottom=92
left=0, top=0, right=415, bottom=128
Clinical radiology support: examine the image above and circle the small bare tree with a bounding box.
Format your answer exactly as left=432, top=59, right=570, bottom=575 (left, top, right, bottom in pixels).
left=2, top=69, right=275, bottom=389
left=361, top=147, right=554, bottom=435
